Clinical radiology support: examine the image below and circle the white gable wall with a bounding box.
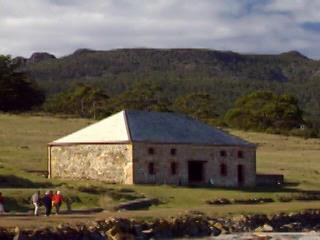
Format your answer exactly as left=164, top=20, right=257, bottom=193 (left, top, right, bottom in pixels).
left=52, top=111, right=130, bottom=144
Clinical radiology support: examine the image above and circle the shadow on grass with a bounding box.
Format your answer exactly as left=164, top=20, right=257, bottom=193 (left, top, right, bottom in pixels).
left=169, top=181, right=320, bottom=195
left=5, top=196, right=31, bottom=212
left=77, top=185, right=145, bottom=201
left=0, top=175, right=54, bottom=188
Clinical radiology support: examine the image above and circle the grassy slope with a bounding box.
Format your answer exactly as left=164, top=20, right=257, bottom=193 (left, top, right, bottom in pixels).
left=0, top=113, right=320, bottom=217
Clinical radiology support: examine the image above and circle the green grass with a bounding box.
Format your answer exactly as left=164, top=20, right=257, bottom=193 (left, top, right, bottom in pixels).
left=1, top=113, right=320, bottom=216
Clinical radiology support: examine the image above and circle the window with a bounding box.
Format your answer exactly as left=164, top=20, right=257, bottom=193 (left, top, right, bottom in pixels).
left=148, top=147, right=155, bottom=155
left=171, top=162, right=177, bottom=175
left=148, top=162, right=155, bottom=175
left=238, top=151, right=244, bottom=158
left=220, top=150, right=226, bottom=157
left=220, top=163, right=227, bottom=176
left=170, top=148, right=177, bottom=156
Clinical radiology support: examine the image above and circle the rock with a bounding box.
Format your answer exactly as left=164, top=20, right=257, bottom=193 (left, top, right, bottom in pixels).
left=153, top=219, right=172, bottom=238
left=234, top=198, right=274, bottom=204
left=13, top=232, right=28, bottom=240
left=107, top=226, right=135, bottom=240
left=279, top=222, right=302, bottom=232
left=0, top=228, right=12, bottom=240
left=28, top=52, right=56, bottom=64
left=255, top=224, right=274, bottom=232
left=253, top=233, right=273, bottom=240
left=210, top=225, right=222, bottom=236
left=141, top=228, right=154, bottom=238
left=211, top=222, right=225, bottom=234
left=247, top=214, right=269, bottom=229
left=206, top=198, right=231, bottom=205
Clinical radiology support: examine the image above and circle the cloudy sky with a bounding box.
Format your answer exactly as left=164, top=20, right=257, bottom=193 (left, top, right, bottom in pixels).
left=1, top=0, right=320, bottom=58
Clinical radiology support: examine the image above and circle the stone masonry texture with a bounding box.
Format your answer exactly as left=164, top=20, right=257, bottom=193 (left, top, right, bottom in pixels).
left=50, top=144, right=133, bottom=184
left=132, top=143, right=256, bottom=187
left=50, top=143, right=256, bottom=187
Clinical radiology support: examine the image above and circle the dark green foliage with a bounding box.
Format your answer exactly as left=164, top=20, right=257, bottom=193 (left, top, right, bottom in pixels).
left=102, top=81, right=171, bottom=114
left=43, top=83, right=109, bottom=119
left=0, top=55, right=44, bottom=111
left=224, top=91, right=304, bottom=131
left=172, top=93, right=219, bottom=121
left=7, top=48, right=320, bottom=136
left=21, top=49, right=320, bottom=120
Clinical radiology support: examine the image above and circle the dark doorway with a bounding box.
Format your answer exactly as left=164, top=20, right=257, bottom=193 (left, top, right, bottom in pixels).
left=237, top=164, right=245, bottom=186
left=188, top=161, right=205, bottom=183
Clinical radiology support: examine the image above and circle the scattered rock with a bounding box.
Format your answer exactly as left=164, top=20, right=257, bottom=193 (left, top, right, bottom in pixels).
left=206, top=198, right=232, bottom=205
left=279, top=222, right=302, bottom=232
left=234, top=198, right=274, bottom=204
left=255, top=224, right=274, bottom=232
left=1, top=210, right=320, bottom=238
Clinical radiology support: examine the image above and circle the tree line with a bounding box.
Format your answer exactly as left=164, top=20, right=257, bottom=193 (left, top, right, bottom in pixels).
left=0, top=55, right=318, bottom=138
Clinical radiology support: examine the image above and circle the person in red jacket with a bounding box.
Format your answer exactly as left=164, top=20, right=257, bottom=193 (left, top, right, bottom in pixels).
left=52, top=190, right=63, bottom=214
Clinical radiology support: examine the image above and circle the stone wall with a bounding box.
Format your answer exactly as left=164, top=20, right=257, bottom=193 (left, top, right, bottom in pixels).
left=49, top=144, right=133, bottom=184
left=132, top=143, right=256, bottom=187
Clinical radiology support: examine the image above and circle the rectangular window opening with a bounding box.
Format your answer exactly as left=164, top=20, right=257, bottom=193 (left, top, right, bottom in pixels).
left=148, top=162, right=155, bottom=175
left=171, top=162, right=177, bottom=175
left=220, top=163, right=227, bottom=176
left=170, top=148, right=177, bottom=156
left=220, top=150, right=227, bottom=157
left=148, top=147, right=155, bottom=155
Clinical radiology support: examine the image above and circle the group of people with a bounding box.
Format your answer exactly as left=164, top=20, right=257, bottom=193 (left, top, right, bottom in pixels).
left=0, top=191, right=63, bottom=216
left=32, top=190, right=63, bottom=216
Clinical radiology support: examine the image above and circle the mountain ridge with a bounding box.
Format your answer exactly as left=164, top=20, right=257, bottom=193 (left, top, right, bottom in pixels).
left=11, top=48, right=320, bottom=116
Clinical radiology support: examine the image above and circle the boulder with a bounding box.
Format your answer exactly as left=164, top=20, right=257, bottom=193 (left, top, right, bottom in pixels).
left=28, top=52, right=56, bottom=64
left=254, top=224, right=274, bottom=232
left=279, top=222, right=302, bottom=232
left=206, top=198, right=231, bottom=205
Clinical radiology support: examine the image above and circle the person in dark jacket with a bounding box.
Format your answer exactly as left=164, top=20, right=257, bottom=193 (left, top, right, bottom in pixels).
left=43, top=191, right=52, bottom=216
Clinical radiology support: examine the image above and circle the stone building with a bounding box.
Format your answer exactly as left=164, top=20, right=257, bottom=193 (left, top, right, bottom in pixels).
left=48, top=110, right=256, bottom=187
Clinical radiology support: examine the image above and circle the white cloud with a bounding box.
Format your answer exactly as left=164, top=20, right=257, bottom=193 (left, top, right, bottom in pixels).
left=0, top=0, right=319, bottom=58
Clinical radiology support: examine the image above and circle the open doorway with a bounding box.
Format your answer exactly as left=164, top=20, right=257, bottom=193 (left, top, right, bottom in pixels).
left=237, top=164, right=245, bottom=186
left=188, top=161, right=205, bottom=184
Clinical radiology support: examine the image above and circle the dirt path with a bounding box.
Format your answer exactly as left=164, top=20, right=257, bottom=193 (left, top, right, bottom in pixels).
left=2, top=202, right=320, bottom=229
left=0, top=209, right=184, bottom=228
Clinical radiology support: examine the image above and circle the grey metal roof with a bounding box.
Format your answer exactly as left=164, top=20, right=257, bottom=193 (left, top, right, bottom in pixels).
left=125, top=110, right=255, bottom=147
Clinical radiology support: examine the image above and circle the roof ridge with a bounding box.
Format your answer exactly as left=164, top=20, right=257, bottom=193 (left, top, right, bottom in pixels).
left=123, top=110, right=132, bottom=141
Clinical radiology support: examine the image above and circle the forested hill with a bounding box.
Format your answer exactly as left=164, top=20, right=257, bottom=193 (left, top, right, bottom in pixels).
left=16, top=48, right=320, bottom=115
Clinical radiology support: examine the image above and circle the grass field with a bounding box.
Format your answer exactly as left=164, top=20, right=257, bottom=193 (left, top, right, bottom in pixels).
left=1, top=113, right=320, bottom=219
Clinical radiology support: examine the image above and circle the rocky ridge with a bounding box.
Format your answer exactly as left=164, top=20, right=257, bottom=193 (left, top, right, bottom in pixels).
left=1, top=210, right=320, bottom=239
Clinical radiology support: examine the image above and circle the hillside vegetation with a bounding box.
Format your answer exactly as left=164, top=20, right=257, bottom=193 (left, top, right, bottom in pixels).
left=1, top=114, right=320, bottom=217
left=18, top=48, right=320, bottom=118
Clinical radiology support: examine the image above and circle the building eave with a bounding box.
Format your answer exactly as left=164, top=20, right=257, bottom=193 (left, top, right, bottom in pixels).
left=48, top=140, right=256, bottom=148
left=48, top=140, right=132, bottom=146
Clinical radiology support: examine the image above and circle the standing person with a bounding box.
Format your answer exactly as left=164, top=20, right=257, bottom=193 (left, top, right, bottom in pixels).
left=43, top=191, right=52, bottom=216
left=52, top=190, right=63, bottom=215
left=31, top=191, right=41, bottom=216
left=0, top=192, right=4, bottom=214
